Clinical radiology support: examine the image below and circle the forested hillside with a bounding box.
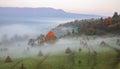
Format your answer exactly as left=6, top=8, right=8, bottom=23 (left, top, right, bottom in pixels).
left=55, top=12, right=120, bottom=36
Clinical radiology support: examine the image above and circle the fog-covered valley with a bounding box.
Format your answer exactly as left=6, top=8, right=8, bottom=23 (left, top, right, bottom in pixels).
left=0, top=13, right=119, bottom=60
left=0, top=15, right=120, bottom=69
left=0, top=32, right=120, bottom=58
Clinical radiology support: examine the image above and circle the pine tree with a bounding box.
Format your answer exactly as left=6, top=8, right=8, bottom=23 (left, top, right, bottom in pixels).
left=112, top=12, right=119, bottom=23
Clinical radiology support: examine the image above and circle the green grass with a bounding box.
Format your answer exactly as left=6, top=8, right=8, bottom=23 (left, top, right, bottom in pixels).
left=0, top=47, right=119, bottom=69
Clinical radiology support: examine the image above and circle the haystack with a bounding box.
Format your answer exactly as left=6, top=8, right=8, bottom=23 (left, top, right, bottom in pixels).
left=65, top=48, right=72, bottom=54
left=83, top=42, right=88, bottom=47
left=38, top=50, right=43, bottom=56
left=100, top=41, right=107, bottom=47
left=5, top=56, right=12, bottom=63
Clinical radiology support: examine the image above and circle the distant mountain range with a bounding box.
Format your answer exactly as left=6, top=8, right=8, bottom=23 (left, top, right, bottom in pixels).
left=0, top=7, right=103, bottom=18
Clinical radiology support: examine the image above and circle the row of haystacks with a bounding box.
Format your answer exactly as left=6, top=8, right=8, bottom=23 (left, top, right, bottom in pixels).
left=5, top=38, right=120, bottom=63
left=4, top=48, right=71, bottom=63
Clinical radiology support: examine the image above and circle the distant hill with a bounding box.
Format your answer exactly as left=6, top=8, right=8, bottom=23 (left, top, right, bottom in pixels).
left=0, top=7, right=102, bottom=18
left=52, top=12, right=120, bottom=38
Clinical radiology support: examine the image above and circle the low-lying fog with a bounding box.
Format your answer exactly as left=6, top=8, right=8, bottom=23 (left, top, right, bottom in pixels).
left=0, top=17, right=77, bottom=58
left=0, top=31, right=119, bottom=58
left=0, top=21, right=120, bottom=58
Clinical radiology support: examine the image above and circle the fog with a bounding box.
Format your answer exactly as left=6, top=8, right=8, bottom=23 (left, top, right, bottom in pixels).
left=0, top=19, right=120, bottom=58
left=0, top=24, right=55, bottom=39
left=0, top=30, right=119, bottom=58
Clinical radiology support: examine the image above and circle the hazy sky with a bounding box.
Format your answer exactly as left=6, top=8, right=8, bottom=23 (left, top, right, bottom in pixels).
left=0, top=0, right=120, bottom=16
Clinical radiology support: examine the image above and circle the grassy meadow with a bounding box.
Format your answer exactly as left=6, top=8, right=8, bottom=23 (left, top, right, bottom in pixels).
left=0, top=36, right=120, bottom=69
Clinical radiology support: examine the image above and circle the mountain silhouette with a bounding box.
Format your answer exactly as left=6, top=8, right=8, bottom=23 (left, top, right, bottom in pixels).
left=0, top=7, right=102, bottom=18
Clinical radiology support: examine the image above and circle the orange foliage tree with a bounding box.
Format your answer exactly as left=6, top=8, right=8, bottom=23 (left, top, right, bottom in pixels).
left=45, top=31, right=57, bottom=43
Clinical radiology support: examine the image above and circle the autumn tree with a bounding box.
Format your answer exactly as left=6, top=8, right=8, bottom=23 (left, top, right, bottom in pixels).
left=87, top=27, right=95, bottom=35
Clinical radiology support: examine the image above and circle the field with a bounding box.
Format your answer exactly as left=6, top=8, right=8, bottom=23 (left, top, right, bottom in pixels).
left=0, top=35, right=120, bottom=69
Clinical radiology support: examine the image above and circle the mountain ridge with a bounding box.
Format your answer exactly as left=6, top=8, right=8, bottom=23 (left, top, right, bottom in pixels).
left=0, top=7, right=103, bottom=18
